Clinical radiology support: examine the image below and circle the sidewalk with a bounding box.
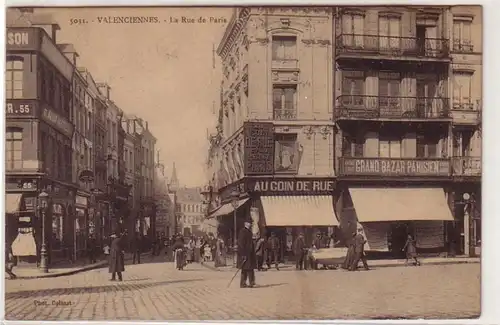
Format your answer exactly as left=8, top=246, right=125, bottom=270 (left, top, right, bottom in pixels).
left=200, top=256, right=480, bottom=272
left=6, top=252, right=150, bottom=280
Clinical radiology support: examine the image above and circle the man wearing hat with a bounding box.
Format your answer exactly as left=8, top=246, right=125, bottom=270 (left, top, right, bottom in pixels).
left=267, top=232, right=280, bottom=271
left=237, top=218, right=257, bottom=288
left=349, top=228, right=370, bottom=271
left=109, top=233, right=125, bottom=281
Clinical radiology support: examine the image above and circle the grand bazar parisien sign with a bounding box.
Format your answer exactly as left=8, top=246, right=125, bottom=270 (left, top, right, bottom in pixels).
left=341, top=158, right=451, bottom=177
left=250, top=179, right=335, bottom=193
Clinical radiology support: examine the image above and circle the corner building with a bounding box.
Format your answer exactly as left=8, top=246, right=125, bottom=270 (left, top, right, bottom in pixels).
left=5, top=23, right=76, bottom=265
left=208, top=7, right=338, bottom=259
left=333, top=6, right=481, bottom=257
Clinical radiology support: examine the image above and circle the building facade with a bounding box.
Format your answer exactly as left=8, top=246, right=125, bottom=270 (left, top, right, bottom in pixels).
left=206, top=6, right=482, bottom=258
left=5, top=18, right=76, bottom=264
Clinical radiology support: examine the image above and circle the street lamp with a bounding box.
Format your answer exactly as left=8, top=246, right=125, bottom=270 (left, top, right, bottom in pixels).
left=229, top=189, right=240, bottom=266
left=463, top=192, right=477, bottom=257
left=38, top=191, right=49, bottom=273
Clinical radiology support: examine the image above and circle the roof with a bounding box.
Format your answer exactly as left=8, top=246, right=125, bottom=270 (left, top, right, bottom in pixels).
left=175, top=187, right=203, bottom=203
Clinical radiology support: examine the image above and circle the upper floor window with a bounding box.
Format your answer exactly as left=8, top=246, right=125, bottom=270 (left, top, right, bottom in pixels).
left=273, top=85, right=297, bottom=120
left=379, top=72, right=401, bottom=109
left=453, top=18, right=473, bottom=52
left=5, top=58, right=24, bottom=99
left=453, top=71, right=473, bottom=109
left=272, top=35, right=297, bottom=61
left=341, top=70, right=365, bottom=107
left=417, top=133, right=440, bottom=158
left=5, top=128, right=23, bottom=170
left=342, top=13, right=364, bottom=47
left=379, top=133, right=402, bottom=158
left=342, top=132, right=364, bottom=157
left=379, top=15, right=401, bottom=49
left=274, top=133, right=299, bottom=173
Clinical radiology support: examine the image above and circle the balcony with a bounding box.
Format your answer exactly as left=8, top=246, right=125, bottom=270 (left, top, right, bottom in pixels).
left=451, top=101, right=480, bottom=125
left=452, top=157, right=481, bottom=177
left=336, top=34, right=450, bottom=60
left=338, top=157, right=451, bottom=178
left=271, top=59, right=299, bottom=70
left=335, top=95, right=450, bottom=120
left=273, top=109, right=297, bottom=120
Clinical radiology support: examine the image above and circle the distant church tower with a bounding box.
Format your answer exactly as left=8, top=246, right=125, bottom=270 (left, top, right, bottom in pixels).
left=169, top=162, right=179, bottom=192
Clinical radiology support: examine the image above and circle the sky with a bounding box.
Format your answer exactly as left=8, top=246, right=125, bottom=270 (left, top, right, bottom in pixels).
left=35, top=7, right=233, bottom=187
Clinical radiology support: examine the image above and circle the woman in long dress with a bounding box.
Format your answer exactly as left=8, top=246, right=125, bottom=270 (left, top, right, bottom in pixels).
left=186, top=237, right=195, bottom=264
left=403, top=234, right=421, bottom=266
left=172, top=235, right=185, bottom=270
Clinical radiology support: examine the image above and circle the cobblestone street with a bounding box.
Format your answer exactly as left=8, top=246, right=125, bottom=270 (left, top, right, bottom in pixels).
left=4, top=261, right=480, bottom=320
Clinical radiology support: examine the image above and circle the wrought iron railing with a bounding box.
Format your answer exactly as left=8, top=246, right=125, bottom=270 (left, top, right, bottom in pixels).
left=336, top=34, right=450, bottom=58
left=274, top=109, right=297, bottom=120
left=452, top=40, right=474, bottom=53
left=452, top=157, right=481, bottom=177
left=335, top=95, right=450, bottom=119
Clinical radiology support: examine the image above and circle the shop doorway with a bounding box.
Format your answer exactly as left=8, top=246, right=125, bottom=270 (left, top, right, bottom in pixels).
left=389, top=222, right=411, bottom=258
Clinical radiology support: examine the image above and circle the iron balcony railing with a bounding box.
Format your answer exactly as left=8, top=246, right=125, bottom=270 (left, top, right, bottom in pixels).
left=452, top=157, right=481, bottom=177
left=336, top=34, right=450, bottom=58
left=273, top=109, right=297, bottom=120
left=335, top=95, right=450, bottom=119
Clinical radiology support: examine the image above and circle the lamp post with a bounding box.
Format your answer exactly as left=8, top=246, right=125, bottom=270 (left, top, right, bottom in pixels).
left=229, top=189, right=240, bottom=266
left=462, top=193, right=476, bottom=257
left=38, top=191, right=49, bottom=273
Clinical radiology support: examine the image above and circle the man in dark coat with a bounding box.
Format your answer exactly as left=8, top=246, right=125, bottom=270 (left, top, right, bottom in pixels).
left=342, top=232, right=356, bottom=270
left=237, top=219, right=257, bottom=288
left=293, top=232, right=306, bottom=270
left=131, top=232, right=141, bottom=264
left=350, top=229, right=370, bottom=271
left=109, top=233, right=125, bottom=281
left=267, top=232, right=280, bottom=271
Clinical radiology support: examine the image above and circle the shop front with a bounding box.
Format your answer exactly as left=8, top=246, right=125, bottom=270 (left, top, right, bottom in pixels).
left=74, top=193, right=88, bottom=259
left=208, top=177, right=339, bottom=261
left=337, top=157, right=455, bottom=258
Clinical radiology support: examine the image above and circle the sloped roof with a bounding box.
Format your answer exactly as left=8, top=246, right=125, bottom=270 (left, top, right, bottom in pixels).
left=175, top=187, right=203, bottom=203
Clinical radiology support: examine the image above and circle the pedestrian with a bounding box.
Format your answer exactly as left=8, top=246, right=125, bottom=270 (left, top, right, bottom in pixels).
left=131, top=232, right=141, bottom=264
left=342, top=232, right=356, bottom=270
left=172, top=234, right=185, bottom=270
left=403, top=234, right=421, bottom=266
left=312, top=233, right=324, bottom=270
left=215, top=235, right=226, bottom=267
left=109, top=233, right=125, bottom=281
left=293, top=232, right=306, bottom=270
left=267, top=232, right=280, bottom=271
left=255, top=234, right=266, bottom=271
left=237, top=219, right=257, bottom=288
left=87, top=234, right=97, bottom=264
left=349, top=228, right=370, bottom=271
left=5, top=241, right=17, bottom=280
left=186, top=236, right=195, bottom=264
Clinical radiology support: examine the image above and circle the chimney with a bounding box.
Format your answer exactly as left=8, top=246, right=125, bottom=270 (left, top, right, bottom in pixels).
left=31, top=13, right=60, bottom=42
left=97, top=83, right=111, bottom=100
left=57, top=43, right=79, bottom=66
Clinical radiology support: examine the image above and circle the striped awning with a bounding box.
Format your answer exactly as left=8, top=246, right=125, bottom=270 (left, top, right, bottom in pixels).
left=349, top=187, right=454, bottom=222
left=207, top=198, right=250, bottom=219
left=261, top=196, right=339, bottom=226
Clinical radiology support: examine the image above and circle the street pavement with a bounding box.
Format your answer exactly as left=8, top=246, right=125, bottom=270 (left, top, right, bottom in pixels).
left=4, top=259, right=480, bottom=321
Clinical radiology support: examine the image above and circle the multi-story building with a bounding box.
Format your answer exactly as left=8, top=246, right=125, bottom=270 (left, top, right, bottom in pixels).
left=5, top=13, right=76, bottom=265
left=206, top=6, right=482, bottom=258
left=154, top=164, right=173, bottom=236
left=139, top=120, right=157, bottom=238
left=122, top=117, right=137, bottom=235
left=207, top=7, right=337, bottom=254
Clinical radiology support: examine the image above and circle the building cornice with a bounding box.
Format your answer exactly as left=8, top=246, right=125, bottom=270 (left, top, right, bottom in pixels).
left=217, top=8, right=251, bottom=61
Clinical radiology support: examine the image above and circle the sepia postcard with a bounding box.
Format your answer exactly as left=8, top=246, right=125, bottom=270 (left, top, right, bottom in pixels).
left=3, top=5, right=481, bottom=321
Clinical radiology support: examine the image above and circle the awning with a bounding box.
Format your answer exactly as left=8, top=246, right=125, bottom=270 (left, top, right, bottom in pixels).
left=207, top=198, right=250, bottom=218
left=5, top=193, right=23, bottom=214
left=349, top=187, right=454, bottom=222
left=261, top=196, right=339, bottom=226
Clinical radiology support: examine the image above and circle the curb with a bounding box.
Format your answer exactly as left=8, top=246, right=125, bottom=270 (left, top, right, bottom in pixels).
left=199, top=259, right=480, bottom=272
left=10, top=253, right=152, bottom=280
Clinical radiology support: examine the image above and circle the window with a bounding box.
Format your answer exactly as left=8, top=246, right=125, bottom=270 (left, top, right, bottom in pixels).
left=453, top=72, right=473, bottom=109
left=342, top=132, right=365, bottom=157
left=273, top=85, right=297, bottom=120
left=5, top=58, right=24, bottom=99
left=453, top=19, right=473, bottom=52
left=416, top=133, right=440, bottom=158
left=274, top=134, right=299, bottom=173
left=342, top=14, right=364, bottom=47
left=341, top=71, right=365, bottom=107
left=5, top=128, right=23, bottom=169
left=272, top=35, right=297, bottom=60
left=379, top=15, right=401, bottom=49
left=379, top=132, right=401, bottom=158
left=379, top=72, right=401, bottom=111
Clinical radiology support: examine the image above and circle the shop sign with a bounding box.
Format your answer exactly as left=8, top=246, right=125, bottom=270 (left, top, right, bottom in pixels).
left=75, top=195, right=88, bottom=207
left=6, top=100, right=37, bottom=118
left=41, top=108, right=74, bottom=138
left=248, top=178, right=335, bottom=193
left=6, top=28, right=40, bottom=50
left=340, top=158, right=451, bottom=177
left=243, top=122, right=274, bottom=175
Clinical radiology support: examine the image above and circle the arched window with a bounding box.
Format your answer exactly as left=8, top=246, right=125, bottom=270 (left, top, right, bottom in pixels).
left=5, top=57, right=24, bottom=99
left=5, top=127, right=23, bottom=169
